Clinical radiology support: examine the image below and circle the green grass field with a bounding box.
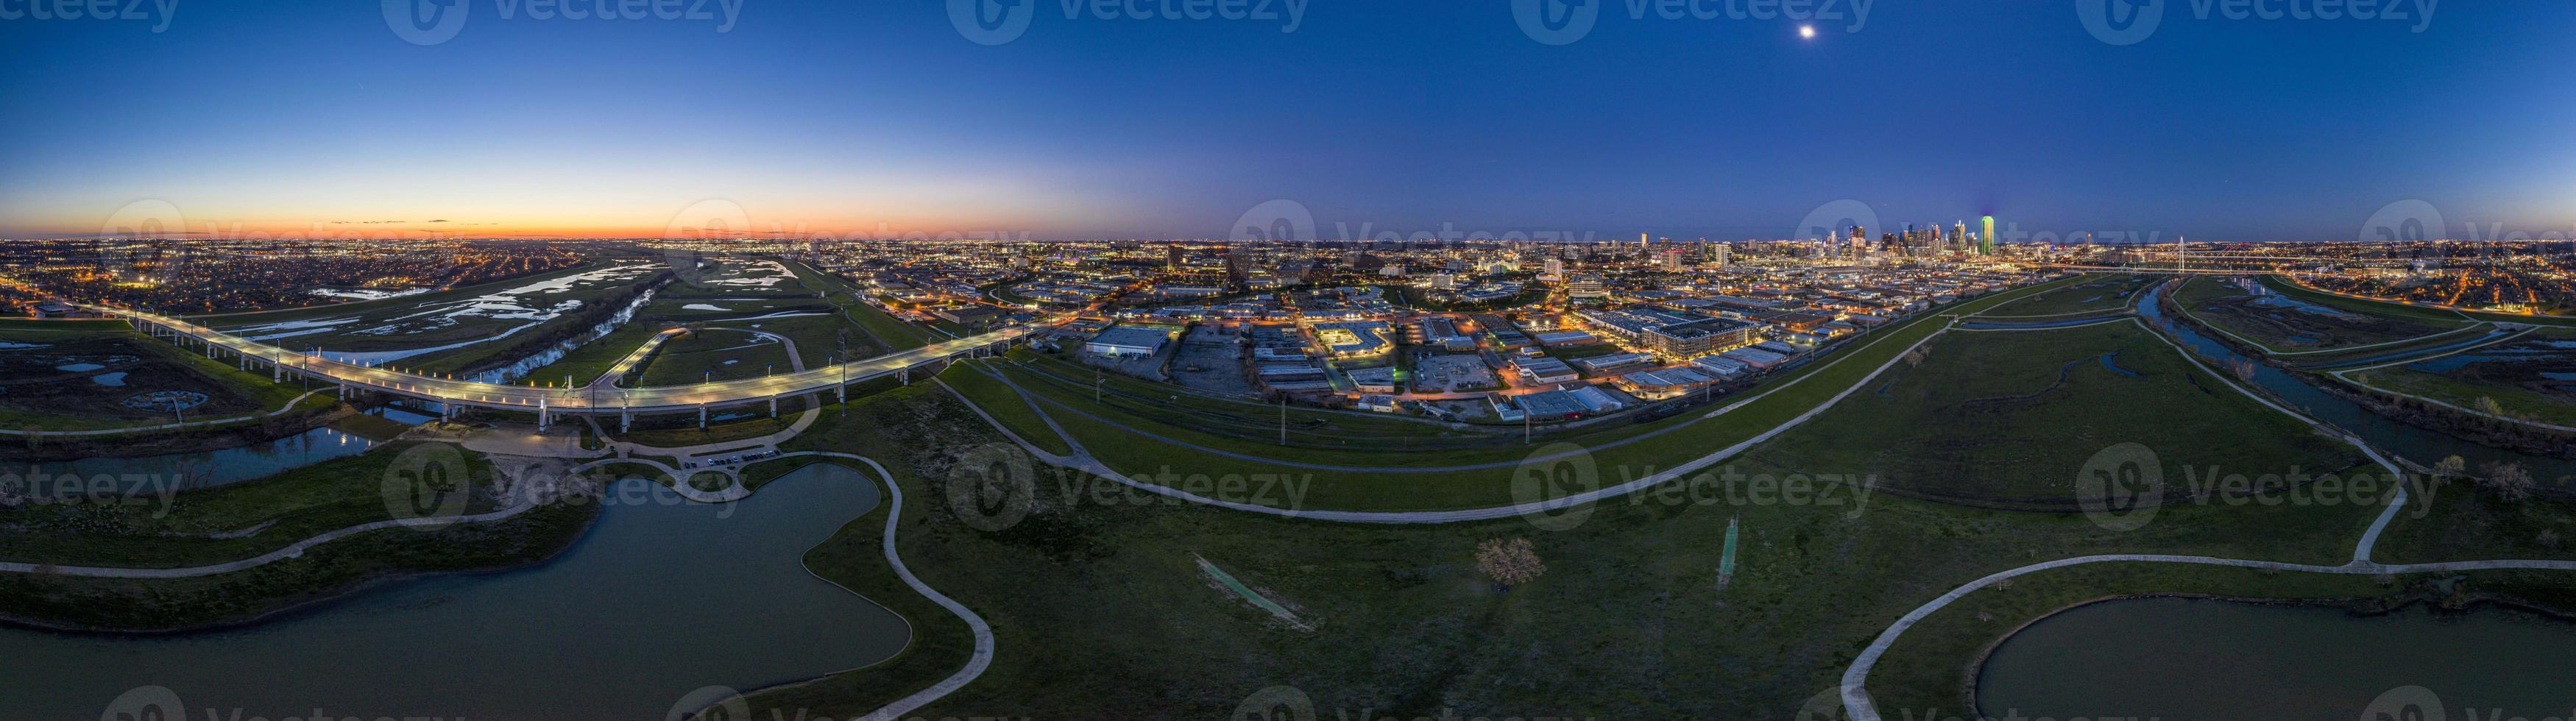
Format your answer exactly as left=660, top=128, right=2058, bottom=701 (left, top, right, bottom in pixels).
left=0, top=440, right=599, bottom=631
left=2173, top=275, right=2472, bottom=355
left=634, top=328, right=799, bottom=387
left=2340, top=330, right=2576, bottom=427
left=1743, top=319, right=2371, bottom=509
left=716, top=366, right=2488, bottom=720
left=519, top=322, right=665, bottom=388
left=1974, top=273, right=2151, bottom=317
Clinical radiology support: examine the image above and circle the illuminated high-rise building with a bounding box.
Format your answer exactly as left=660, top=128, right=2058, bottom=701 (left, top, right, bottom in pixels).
left=1981, top=216, right=1996, bottom=255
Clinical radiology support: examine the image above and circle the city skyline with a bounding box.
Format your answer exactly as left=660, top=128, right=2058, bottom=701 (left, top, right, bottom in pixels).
left=6, top=2, right=2575, bottom=242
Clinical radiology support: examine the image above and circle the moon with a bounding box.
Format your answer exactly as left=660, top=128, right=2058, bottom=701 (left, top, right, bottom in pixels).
left=1798, top=25, right=1816, bottom=39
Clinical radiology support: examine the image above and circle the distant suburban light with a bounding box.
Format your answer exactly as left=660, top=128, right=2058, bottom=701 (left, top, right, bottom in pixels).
left=1798, top=25, right=1816, bottom=39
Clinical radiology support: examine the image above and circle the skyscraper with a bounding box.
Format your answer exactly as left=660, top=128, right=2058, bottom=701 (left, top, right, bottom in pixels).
left=1981, top=216, right=1996, bottom=255
left=1953, top=221, right=1968, bottom=253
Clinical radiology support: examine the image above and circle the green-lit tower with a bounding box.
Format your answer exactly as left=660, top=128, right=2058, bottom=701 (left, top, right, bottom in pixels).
left=1980, top=215, right=1996, bottom=255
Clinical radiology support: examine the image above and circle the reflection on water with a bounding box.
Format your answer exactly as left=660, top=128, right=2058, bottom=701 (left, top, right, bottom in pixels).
left=0, top=464, right=907, bottom=721
left=21, top=425, right=381, bottom=489
left=467, top=288, right=659, bottom=385
left=2138, top=283, right=2575, bottom=484
left=1979, top=597, right=2576, bottom=720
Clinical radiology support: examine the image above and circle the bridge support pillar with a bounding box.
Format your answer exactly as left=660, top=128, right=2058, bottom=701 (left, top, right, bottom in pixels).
left=769, top=397, right=777, bottom=418
left=620, top=411, right=631, bottom=433
left=698, top=405, right=707, bottom=430
left=900, top=367, right=909, bottom=386
left=835, top=384, right=844, bottom=403
left=537, top=398, right=549, bottom=433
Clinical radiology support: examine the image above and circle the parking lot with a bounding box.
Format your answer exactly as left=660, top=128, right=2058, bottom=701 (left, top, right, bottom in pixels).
left=1412, top=352, right=1499, bottom=392
left=1169, top=325, right=1261, bottom=398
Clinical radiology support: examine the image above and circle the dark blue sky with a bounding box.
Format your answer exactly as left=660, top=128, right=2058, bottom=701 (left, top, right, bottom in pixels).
left=3, top=1, right=2569, bottom=241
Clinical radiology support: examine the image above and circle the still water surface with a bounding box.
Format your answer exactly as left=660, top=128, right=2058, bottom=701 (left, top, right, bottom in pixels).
left=0, top=464, right=907, bottom=720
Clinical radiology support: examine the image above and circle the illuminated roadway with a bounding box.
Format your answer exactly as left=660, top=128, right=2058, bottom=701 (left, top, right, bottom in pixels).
left=86, top=303, right=1052, bottom=417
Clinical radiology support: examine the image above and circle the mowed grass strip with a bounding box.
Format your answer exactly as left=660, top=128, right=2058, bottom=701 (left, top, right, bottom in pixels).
left=1975, top=273, right=2152, bottom=317
left=1740, top=319, right=2370, bottom=510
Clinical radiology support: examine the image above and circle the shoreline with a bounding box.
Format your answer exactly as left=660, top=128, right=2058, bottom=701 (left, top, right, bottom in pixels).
left=1955, top=586, right=2576, bottom=716
left=0, top=502, right=601, bottom=636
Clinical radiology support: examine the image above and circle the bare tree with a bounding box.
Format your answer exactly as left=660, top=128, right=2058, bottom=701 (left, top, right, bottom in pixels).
left=1476, top=537, right=1546, bottom=589
left=2479, top=461, right=2536, bottom=502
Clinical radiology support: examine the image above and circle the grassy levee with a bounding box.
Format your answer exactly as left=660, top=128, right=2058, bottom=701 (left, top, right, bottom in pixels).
left=938, top=364, right=1075, bottom=457
left=2345, top=364, right=2576, bottom=427
left=972, top=277, right=2087, bottom=511
left=781, top=259, right=934, bottom=352
left=2261, top=275, right=2482, bottom=325
left=0, top=318, right=131, bottom=332
left=716, top=374, right=2438, bottom=720
left=0, top=441, right=511, bottom=568
left=2271, top=274, right=2576, bottom=328
left=521, top=322, right=663, bottom=387
left=1742, top=319, right=2372, bottom=510
left=1971, top=273, right=2152, bottom=317
left=0, top=441, right=600, bottom=632
left=1000, top=349, right=1505, bottom=447
left=2173, top=275, right=2474, bottom=356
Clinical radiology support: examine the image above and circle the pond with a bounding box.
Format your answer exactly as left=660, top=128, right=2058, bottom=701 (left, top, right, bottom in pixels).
left=1978, top=596, right=2576, bottom=720
left=0, top=463, right=907, bottom=721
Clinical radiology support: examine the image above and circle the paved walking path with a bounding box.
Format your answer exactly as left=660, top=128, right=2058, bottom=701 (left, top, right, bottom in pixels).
left=969, top=317, right=1956, bottom=522
left=980, top=303, right=1978, bottom=477
left=0, top=388, right=330, bottom=437
left=1834, top=288, right=2552, bottom=720
left=0, top=495, right=536, bottom=578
